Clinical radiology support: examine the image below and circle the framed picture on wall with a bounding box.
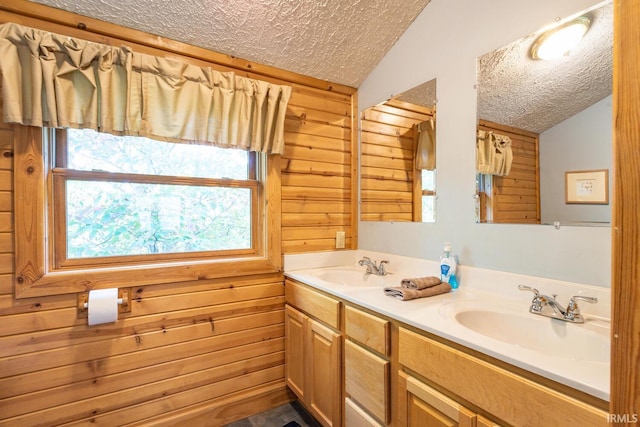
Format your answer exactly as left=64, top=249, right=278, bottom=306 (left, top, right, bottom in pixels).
left=565, top=169, right=609, bottom=204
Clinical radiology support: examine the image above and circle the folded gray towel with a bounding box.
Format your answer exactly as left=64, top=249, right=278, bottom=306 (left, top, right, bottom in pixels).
left=384, top=282, right=452, bottom=301
left=400, top=276, right=441, bottom=290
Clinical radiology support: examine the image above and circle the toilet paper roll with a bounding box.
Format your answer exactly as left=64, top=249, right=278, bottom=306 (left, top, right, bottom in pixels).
left=88, top=288, right=119, bottom=326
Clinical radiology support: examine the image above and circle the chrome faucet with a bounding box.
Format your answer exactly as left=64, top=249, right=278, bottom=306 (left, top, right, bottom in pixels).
left=518, top=285, right=597, bottom=323
left=358, top=256, right=390, bottom=276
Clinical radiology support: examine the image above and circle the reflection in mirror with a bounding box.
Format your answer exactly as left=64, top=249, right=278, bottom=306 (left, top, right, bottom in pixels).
left=475, top=1, right=612, bottom=226
left=360, top=79, right=436, bottom=222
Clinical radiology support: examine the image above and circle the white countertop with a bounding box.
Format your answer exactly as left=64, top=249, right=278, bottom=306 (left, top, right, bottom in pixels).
left=284, top=251, right=610, bottom=401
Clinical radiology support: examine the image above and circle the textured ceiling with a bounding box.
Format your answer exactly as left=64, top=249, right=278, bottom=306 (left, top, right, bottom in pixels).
left=29, top=0, right=431, bottom=88
left=26, top=0, right=610, bottom=126
left=395, top=78, right=436, bottom=109
left=477, top=1, right=612, bottom=134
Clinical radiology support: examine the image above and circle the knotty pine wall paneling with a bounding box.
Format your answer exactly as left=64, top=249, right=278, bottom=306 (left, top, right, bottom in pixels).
left=0, top=1, right=358, bottom=425
left=360, top=99, right=434, bottom=222
left=282, top=87, right=356, bottom=252
left=478, top=120, right=540, bottom=224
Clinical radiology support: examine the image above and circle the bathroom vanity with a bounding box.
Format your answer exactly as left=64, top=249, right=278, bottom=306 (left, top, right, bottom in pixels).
left=284, top=252, right=610, bottom=427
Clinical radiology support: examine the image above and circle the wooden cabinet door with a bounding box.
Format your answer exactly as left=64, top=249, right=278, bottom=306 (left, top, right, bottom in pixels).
left=284, top=305, right=307, bottom=401
left=307, top=317, right=342, bottom=427
left=408, top=393, right=457, bottom=427
left=403, top=374, right=476, bottom=427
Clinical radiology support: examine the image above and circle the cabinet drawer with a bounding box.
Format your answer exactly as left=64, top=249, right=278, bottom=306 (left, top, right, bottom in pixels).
left=285, top=279, right=340, bottom=329
left=477, top=415, right=502, bottom=427
left=345, top=340, right=390, bottom=424
left=402, top=372, right=477, bottom=427
left=345, top=305, right=390, bottom=356
left=398, top=328, right=608, bottom=427
left=345, top=397, right=384, bottom=427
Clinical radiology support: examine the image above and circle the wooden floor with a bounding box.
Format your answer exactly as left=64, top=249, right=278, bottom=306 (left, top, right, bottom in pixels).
left=224, top=401, right=320, bottom=427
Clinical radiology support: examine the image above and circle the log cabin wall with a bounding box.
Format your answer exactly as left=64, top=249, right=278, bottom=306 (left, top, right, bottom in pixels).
left=477, top=120, right=540, bottom=224
left=360, top=99, right=434, bottom=222
left=0, top=2, right=357, bottom=426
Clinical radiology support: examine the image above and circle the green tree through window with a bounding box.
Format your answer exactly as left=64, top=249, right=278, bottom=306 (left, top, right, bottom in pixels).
left=61, top=129, right=255, bottom=259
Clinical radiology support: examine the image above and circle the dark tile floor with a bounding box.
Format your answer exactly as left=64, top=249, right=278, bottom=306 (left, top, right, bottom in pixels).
left=224, top=401, right=321, bottom=427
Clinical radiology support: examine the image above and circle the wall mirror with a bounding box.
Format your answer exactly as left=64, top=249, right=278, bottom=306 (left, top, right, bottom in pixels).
left=475, top=1, right=612, bottom=226
left=360, top=78, right=437, bottom=222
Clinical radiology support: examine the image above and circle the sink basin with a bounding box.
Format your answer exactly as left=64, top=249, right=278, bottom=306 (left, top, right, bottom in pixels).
left=314, top=267, right=394, bottom=287
left=453, top=308, right=609, bottom=363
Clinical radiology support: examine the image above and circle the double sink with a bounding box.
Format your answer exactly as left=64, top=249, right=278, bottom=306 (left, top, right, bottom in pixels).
left=286, top=263, right=610, bottom=400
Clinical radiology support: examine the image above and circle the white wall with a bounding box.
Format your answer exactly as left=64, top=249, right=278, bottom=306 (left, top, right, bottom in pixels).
left=358, top=0, right=611, bottom=287
left=540, top=95, right=612, bottom=225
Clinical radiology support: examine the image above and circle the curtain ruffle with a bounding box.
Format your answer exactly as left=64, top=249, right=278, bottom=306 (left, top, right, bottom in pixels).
left=415, top=118, right=436, bottom=171
left=476, top=129, right=513, bottom=176
left=0, top=22, right=291, bottom=154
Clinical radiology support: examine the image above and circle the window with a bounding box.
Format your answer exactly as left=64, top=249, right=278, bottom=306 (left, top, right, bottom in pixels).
left=421, top=169, right=436, bottom=223
left=56, top=129, right=258, bottom=266
left=14, top=127, right=281, bottom=298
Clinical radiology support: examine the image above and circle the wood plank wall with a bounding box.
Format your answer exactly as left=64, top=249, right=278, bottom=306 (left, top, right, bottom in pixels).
left=478, top=120, right=540, bottom=224
left=360, top=99, right=434, bottom=222
left=0, top=3, right=357, bottom=425
left=282, top=89, right=356, bottom=252
left=0, top=99, right=291, bottom=427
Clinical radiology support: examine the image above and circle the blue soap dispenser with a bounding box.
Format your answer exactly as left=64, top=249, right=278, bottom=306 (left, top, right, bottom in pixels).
left=440, top=242, right=459, bottom=289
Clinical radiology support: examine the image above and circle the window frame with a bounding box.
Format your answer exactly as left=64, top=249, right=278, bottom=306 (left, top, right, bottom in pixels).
left=14, top=126, right=282, bottom=298
left=53, top=129, right=259, bottom=269
left=420, top=169, right=436, bottom=223
left=413, top=168, right=436, bottom=223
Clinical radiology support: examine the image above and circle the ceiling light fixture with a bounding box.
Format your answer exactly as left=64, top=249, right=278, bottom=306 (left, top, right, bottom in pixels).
left=530, top=16, right=591, bottom=60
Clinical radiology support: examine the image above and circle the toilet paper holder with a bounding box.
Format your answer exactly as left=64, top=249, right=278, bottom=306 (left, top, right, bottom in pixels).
left=77, top=288, right=132, bottom=319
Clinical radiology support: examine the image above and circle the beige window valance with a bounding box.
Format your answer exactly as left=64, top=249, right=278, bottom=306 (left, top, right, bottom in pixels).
left=476, top=129, right=513, bottom=176
left=414, top=119, right=436, bottom=171
left=0, top=23, right=292, bottom=154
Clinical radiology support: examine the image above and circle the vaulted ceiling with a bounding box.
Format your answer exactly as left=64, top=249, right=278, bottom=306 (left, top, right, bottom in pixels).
left=29, top=0, right=431, bottom=88
left=27, top=0, right=612, bottom=133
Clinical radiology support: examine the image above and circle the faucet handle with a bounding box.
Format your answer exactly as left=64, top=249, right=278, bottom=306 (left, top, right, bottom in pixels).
left=518, top=284, right=540, bottom=296
left=519, top=285, right=543, bottom=313
left=378, top=260, right=390, bottom=275
left=566, top=295, right=597, bottom=321
left=571, top=295, right=598, bottom=304
left=358, top=256, right=371, bottom=265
